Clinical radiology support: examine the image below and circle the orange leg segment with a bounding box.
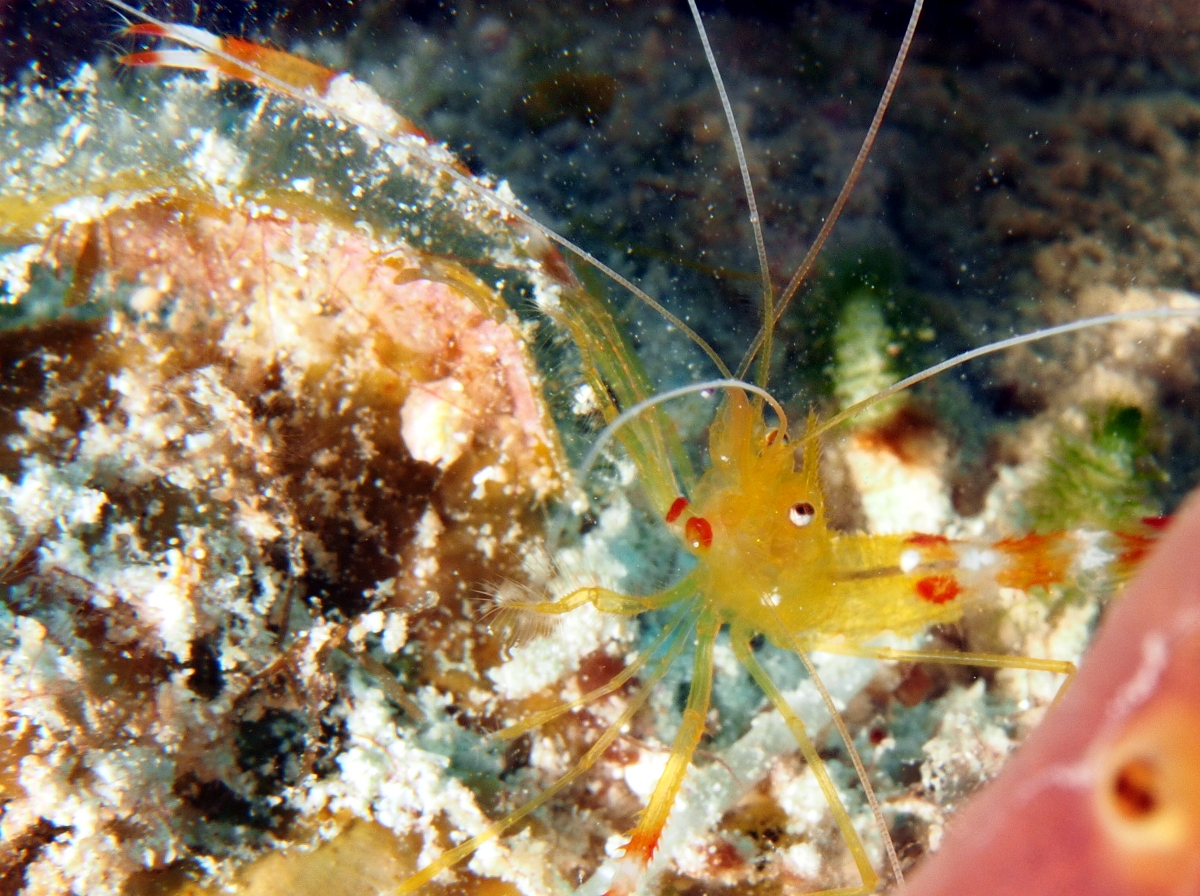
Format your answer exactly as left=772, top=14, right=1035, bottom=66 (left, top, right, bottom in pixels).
left=602, top=610, right=721, bottom=896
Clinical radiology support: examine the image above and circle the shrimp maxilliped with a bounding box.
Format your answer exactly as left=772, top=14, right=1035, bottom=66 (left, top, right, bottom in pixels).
left=2, top=3, right=1200, bottom=896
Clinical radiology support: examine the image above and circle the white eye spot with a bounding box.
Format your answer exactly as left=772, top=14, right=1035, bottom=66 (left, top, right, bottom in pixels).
left=899, top=549, right=921, bottom=574
left=788, top=502, right=816, bottom=527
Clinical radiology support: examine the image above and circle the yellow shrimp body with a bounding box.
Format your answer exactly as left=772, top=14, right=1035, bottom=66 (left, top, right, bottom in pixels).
left=681, top=390, right=961, bottom=645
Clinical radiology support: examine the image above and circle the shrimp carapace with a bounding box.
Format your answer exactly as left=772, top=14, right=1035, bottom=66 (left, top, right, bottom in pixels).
left=666, top=388, right=1167, bottom=648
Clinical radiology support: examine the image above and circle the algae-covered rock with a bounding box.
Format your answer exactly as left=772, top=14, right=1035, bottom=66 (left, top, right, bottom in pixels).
left=0, top=58, right=575, bottom=896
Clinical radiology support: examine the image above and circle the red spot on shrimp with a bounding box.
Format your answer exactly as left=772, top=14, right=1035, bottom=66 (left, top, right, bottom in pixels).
left=995, top=532, right=1072, bottom=591
left=906, top=532, right=957, bottom=564
left=915, top=574, right=962, bottom=605
left=685, top=516, right=713, bottom=550
left=1141, top=515, right=1172, bottom=530
left=665, top=496, right=690, bottom=523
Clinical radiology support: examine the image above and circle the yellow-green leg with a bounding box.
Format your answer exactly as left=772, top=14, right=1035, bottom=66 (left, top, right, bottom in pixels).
left=601, top=609, right=722, bottom=896
left=497, top=600, right=695, bottom=740
left=394, top=601, right=698, bottom=895
left=731, top=626, right=882, bottom=896
left=512, top=569, right=700, bottom=617
left=812, top=641, right=1076, bottom=702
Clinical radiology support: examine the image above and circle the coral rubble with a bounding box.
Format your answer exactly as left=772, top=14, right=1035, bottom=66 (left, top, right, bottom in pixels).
left=0, top=62, right=575, bottom=896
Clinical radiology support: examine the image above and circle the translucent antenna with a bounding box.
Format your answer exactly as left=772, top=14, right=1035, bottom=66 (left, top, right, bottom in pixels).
left=578, top=378, right=788, bottom=488
left=806, top=306, right=1200, bottom=444
left=737, top=0, right=926, bottom=381
left=686, top=0, right=775, bottom=388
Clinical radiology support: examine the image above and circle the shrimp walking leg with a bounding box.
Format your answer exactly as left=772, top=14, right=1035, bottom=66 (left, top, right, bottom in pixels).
left=814, top=642, right=1078, bottom=710
left=814, top=642, right=1076, bottom=682
left=603, top=611, right=722, bottom=896
left=517, top=571, right=700, bottom=618
left=396, top=603, right=700, bottom=895
left=496, top=602, right=696, bottom=741
left=730, top=626, right=880, bottom=896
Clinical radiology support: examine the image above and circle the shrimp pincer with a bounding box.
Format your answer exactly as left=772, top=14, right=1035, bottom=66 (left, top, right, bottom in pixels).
left=119, top=21, right=339, bottom=96
left=113, top=4, right=439, bottom=145
left=900, top=489, right=1200, bottom=896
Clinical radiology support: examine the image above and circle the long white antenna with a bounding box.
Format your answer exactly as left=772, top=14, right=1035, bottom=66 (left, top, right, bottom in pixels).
left=808, top=306, right=1200, bottom=442
left=577, top=378, right=787, bottom=487
left=737, top=0, right=926, bottom=380
left=685, top=0, right=775, bottom=388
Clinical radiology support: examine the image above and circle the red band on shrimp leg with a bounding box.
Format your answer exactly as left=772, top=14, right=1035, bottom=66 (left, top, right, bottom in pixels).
left=125, top=22, right=217, bottom=47
left=624, top=828, right=662, bottom=866
left=599, top=831, right=662, bottom=896
left=906, top=533, right=951, bottom=547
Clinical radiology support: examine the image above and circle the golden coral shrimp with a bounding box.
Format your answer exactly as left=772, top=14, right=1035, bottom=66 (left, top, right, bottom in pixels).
left=33, top=2, right=1200, bottom=896
left=107, top=0, right=1200, bottom=890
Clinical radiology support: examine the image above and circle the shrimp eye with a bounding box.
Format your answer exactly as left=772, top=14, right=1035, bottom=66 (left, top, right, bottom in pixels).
left=685, top=516, right=713, bottom=550
left=788, top=502, right=816, bottom=527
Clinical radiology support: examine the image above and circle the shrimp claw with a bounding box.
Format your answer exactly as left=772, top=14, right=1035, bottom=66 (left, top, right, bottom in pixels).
left=120, top=22, right=338, bottom=95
